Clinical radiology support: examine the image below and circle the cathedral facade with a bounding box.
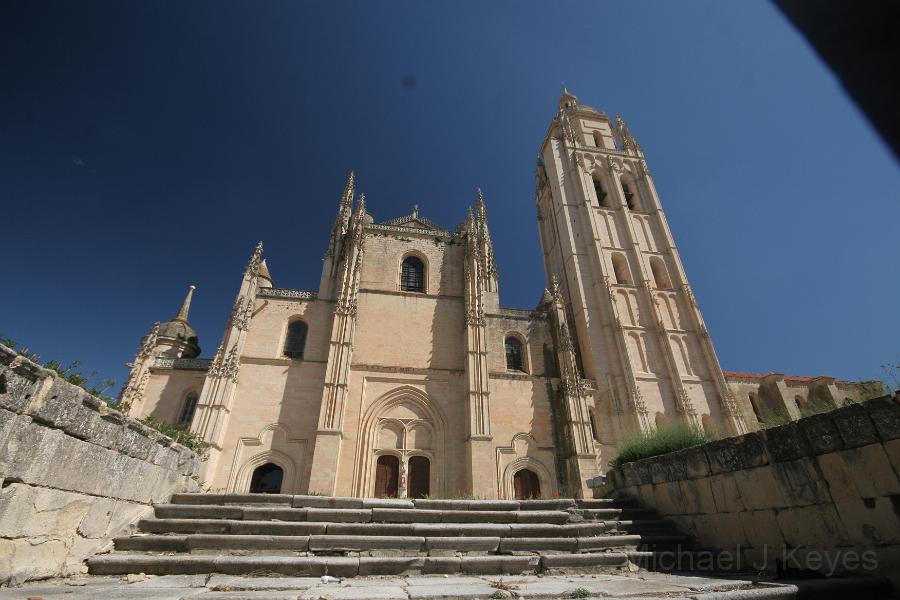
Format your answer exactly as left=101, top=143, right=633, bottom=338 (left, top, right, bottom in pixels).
left=120, top=91, right=868, bottom=499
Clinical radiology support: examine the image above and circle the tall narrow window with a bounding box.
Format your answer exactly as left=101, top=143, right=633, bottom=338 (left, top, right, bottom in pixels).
left=283, top=320, right=308, bottom=359
left=177, top=392, right=199, bottom=427
left=592, top=175, right=608, bottom=207
left=749, top=392, right=765, bottom=425
left=401, top=256, right=425, bottom=293
left=505, top=336, right=525, bottom=371
left=592, top=131, right=604, bottom=148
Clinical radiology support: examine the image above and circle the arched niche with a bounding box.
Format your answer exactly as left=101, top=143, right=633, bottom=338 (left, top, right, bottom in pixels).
left=353, top=386, right=446, bottom=498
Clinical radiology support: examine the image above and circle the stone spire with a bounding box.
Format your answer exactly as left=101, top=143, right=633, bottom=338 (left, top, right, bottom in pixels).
left=173, top=285, right=196, bottom=323
left=258, top=259, right=273, bottom=288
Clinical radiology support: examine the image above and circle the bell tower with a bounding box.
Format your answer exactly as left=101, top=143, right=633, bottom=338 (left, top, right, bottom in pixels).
left=535, top=90, right=746, bottom=464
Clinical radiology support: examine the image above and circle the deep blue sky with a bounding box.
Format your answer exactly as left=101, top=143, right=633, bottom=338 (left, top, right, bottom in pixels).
left=2, top=1, right=897, bottom=391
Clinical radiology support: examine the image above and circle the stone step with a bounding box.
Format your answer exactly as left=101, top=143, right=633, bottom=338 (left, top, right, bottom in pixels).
left=168, top=493, right=637, bottom=511
left=137, top=518, right=617, bottom=538
left=88, top=551, right=642, bottom=577
left=114, top=533, right=648, bottom=554
left=571, top=507, right=658, bottom=520
left=154, top=504, right=573, bottom=525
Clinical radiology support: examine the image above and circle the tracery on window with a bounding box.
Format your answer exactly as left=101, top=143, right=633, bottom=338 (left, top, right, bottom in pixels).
left=401, top=256, right=425, bottom=293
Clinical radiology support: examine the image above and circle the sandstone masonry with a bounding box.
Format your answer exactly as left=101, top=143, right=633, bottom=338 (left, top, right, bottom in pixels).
left=0, top=344, right=200, bottom=586
left=597, top=393, right=900, bottom=590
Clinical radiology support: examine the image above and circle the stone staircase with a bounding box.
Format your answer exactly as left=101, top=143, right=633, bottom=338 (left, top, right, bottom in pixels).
left=88, top=493, right=691, bottom=577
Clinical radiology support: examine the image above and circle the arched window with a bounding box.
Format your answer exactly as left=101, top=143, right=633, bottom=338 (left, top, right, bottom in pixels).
left=794, top=395, right=807, bottom=416
left=611, top=253, right=632, bottom=284
left=505, top=336, right=525, bottom=372
left=588, top=407, right=600, bottom=442
left=649, top=257, right=673, bottom=289
left=592, top=174, right=609, bottom=207
left=249, top=463, right=284, bottom=494
left=592, top=130, right=604, bottom=149
left=177, top=392, right=199, bottom=427
left=621, top=177, right=642, bottom=211
left=282, top=320, right=308, bottom=360
left=401, top=256, right=425, bottom=293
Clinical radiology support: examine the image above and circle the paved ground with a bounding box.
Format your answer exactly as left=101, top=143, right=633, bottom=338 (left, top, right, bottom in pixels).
left=0, top=572, right=794, bottom=599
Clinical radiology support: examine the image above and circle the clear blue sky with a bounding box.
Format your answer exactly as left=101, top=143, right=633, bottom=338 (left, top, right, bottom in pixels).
left=2, top=1, right=897, bottom=390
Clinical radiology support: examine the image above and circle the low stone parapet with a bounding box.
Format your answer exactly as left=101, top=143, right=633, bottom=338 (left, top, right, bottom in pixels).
left=0, top=345, right=201, bottom=585
left=595, top=393, right=900, bottom=590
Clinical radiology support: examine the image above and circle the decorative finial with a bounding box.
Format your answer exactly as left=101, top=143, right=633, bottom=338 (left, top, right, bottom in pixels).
left=244, top=241, right=264, bottom=278
left=412, top=204, right=419, bottom=219
left=174, top=285, right=196, bottom=323
left=475, top=188, right=486, bottom=220
left=341, top=171, right=355, bottom=208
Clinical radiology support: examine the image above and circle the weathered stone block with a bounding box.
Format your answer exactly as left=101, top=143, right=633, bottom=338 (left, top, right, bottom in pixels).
left=835, top=496, right=900, bottom=545
left=798, top=412, right=845, bottom=455
left=764, top=422, right=813, bottom=462
left=620, top=463, right=640, bottom=487
left=704, top=432, right=769, bottom=475
left=372, top=507, right=440, bottom=523
left=633, top=460, right=653, bottom=486
left=677, top=446, right=712, bottom=480
left=28, top=379, right=83, bottom=428
left=863, top=395, right=900, bottom=441
left=832, top=403, right=880, bottom=449
left=776, top=504, right=849, bottom=548
left=816, top=452, right=861, bottom=502
left=737, top=509, right=784, bottom=551
left=838, top=444, right=900, bottom=497
left=92, top=412, right=125, bottom=449
left=678, top=477, right=716, bottom=514
left=771, top=458, right=831, bottom=507
left=708, top=473, right=744, bottom=513
left=732, top=466, right=787, bottom=510
left=692, top=513, right=747, bottom=549
left=118, top=423, right=155, bottom=460
left=424, top=536, right=500, bottom=552
left=0, top=361, right=44, bottom=414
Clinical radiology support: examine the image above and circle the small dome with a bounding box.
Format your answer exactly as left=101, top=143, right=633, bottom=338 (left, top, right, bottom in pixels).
left=158, top=319, right=199, bottom=345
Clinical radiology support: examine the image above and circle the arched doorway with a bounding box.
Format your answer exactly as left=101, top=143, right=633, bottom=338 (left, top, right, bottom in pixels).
left=513, top=468, right=541, bottom=500
left=374, top=455, right=400, bottom=498
left=408, top=456, right=430, bottom=498
left=249, top=463, right=284, bottom=494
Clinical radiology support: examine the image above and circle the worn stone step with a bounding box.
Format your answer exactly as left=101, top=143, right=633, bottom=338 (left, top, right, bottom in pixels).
left=571, top=507, right=657, bottom=520
left=138, top=518, right=327, bottom=536
left=154, top=504, right=574, bottom=525
left=88, top=551, right=641, bottom=577
left=115, top=532, right=648, bottom=556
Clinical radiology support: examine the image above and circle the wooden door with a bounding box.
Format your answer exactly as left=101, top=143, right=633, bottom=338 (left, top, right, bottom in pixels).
left=408, top=456, right=430, bottom=498
left=374, top=455, right=399, bottom=498
left=513, top=468, right=541, bottom=500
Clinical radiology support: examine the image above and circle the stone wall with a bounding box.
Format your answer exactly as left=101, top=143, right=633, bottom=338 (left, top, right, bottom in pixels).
left=596, top=393, right=900, bottom=588
left=0, top=345, right=200, bottom=585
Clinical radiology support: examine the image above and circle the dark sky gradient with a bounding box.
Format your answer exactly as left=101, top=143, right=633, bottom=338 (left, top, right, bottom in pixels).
left=2, top=1, right=897, bottom=391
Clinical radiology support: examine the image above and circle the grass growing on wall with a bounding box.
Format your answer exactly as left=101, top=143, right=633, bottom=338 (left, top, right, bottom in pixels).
left=610, top=423, right=711, bottom=468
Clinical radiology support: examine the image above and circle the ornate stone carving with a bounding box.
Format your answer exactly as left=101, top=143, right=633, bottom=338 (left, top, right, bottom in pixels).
left=257, top=288, right=318, bottom=300
left=244, top=241, right=264, bottom=279
left=152, top=357, right=212, bottom=371
left=630, top=387, right=648, bottom=414
left=550, top=274, right=562, bottom=302
left=465, top=306, right=486, bottom=327
left=220, top=345, right=240, bottom=383
left=558, top=322, right=575, bottom=352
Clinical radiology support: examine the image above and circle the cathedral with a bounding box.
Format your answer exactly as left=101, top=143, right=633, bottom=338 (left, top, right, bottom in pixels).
left=119, top=91, right=867, bottom=499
